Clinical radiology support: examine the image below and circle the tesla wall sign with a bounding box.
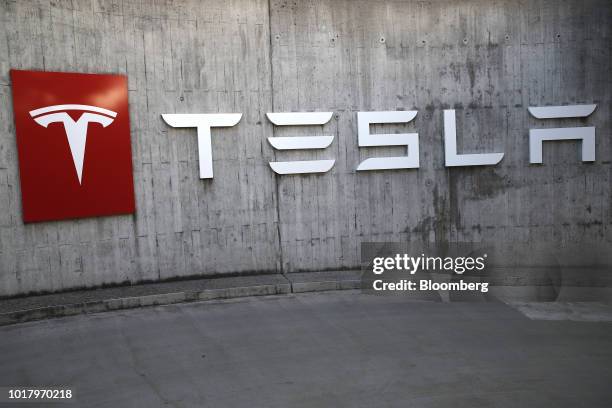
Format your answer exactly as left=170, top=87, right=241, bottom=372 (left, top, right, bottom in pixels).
left=10, top=70, right=135, bottom=223
left=8, top=69, right=600, bottom=223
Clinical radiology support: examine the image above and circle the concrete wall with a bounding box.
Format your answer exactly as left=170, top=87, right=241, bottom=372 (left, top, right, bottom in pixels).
left=0, top=0, right=610, bottom=297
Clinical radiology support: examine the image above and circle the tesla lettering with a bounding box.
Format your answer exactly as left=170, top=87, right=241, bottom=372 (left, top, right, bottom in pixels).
left=162, top=104, right=598, bottom=177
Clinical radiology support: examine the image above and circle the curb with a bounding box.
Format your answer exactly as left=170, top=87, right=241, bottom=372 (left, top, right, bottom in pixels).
left=0, top=273, right=362, bottom=326
left=0, top=283, right=292, bottom=326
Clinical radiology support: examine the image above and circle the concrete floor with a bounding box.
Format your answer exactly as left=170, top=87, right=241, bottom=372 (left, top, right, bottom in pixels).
left=1, top=292, right=611, bottom=407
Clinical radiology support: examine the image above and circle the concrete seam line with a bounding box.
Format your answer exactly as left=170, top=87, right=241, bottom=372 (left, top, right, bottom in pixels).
left=279, top=273, right=294, bottom=293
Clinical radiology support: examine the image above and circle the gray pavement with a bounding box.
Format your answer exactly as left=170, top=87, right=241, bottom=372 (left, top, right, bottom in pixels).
left=1, top=291, right=612, bottom=407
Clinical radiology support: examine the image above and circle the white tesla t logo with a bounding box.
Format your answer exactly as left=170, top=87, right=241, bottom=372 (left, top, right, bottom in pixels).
left=29, top=104, right=117, bottom=184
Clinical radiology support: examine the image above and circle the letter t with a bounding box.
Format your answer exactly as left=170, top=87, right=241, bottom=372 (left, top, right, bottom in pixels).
left=161, top=113, right=242, bottom=179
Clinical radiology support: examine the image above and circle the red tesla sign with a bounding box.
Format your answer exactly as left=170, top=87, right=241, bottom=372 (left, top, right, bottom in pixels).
left=10, top=70, right=135, bottom=223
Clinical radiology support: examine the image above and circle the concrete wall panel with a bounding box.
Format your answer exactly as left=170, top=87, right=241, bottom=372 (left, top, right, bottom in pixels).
left=0, top=0, right=280, bottom=296
left=269, top=0, right=611, bottom=273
